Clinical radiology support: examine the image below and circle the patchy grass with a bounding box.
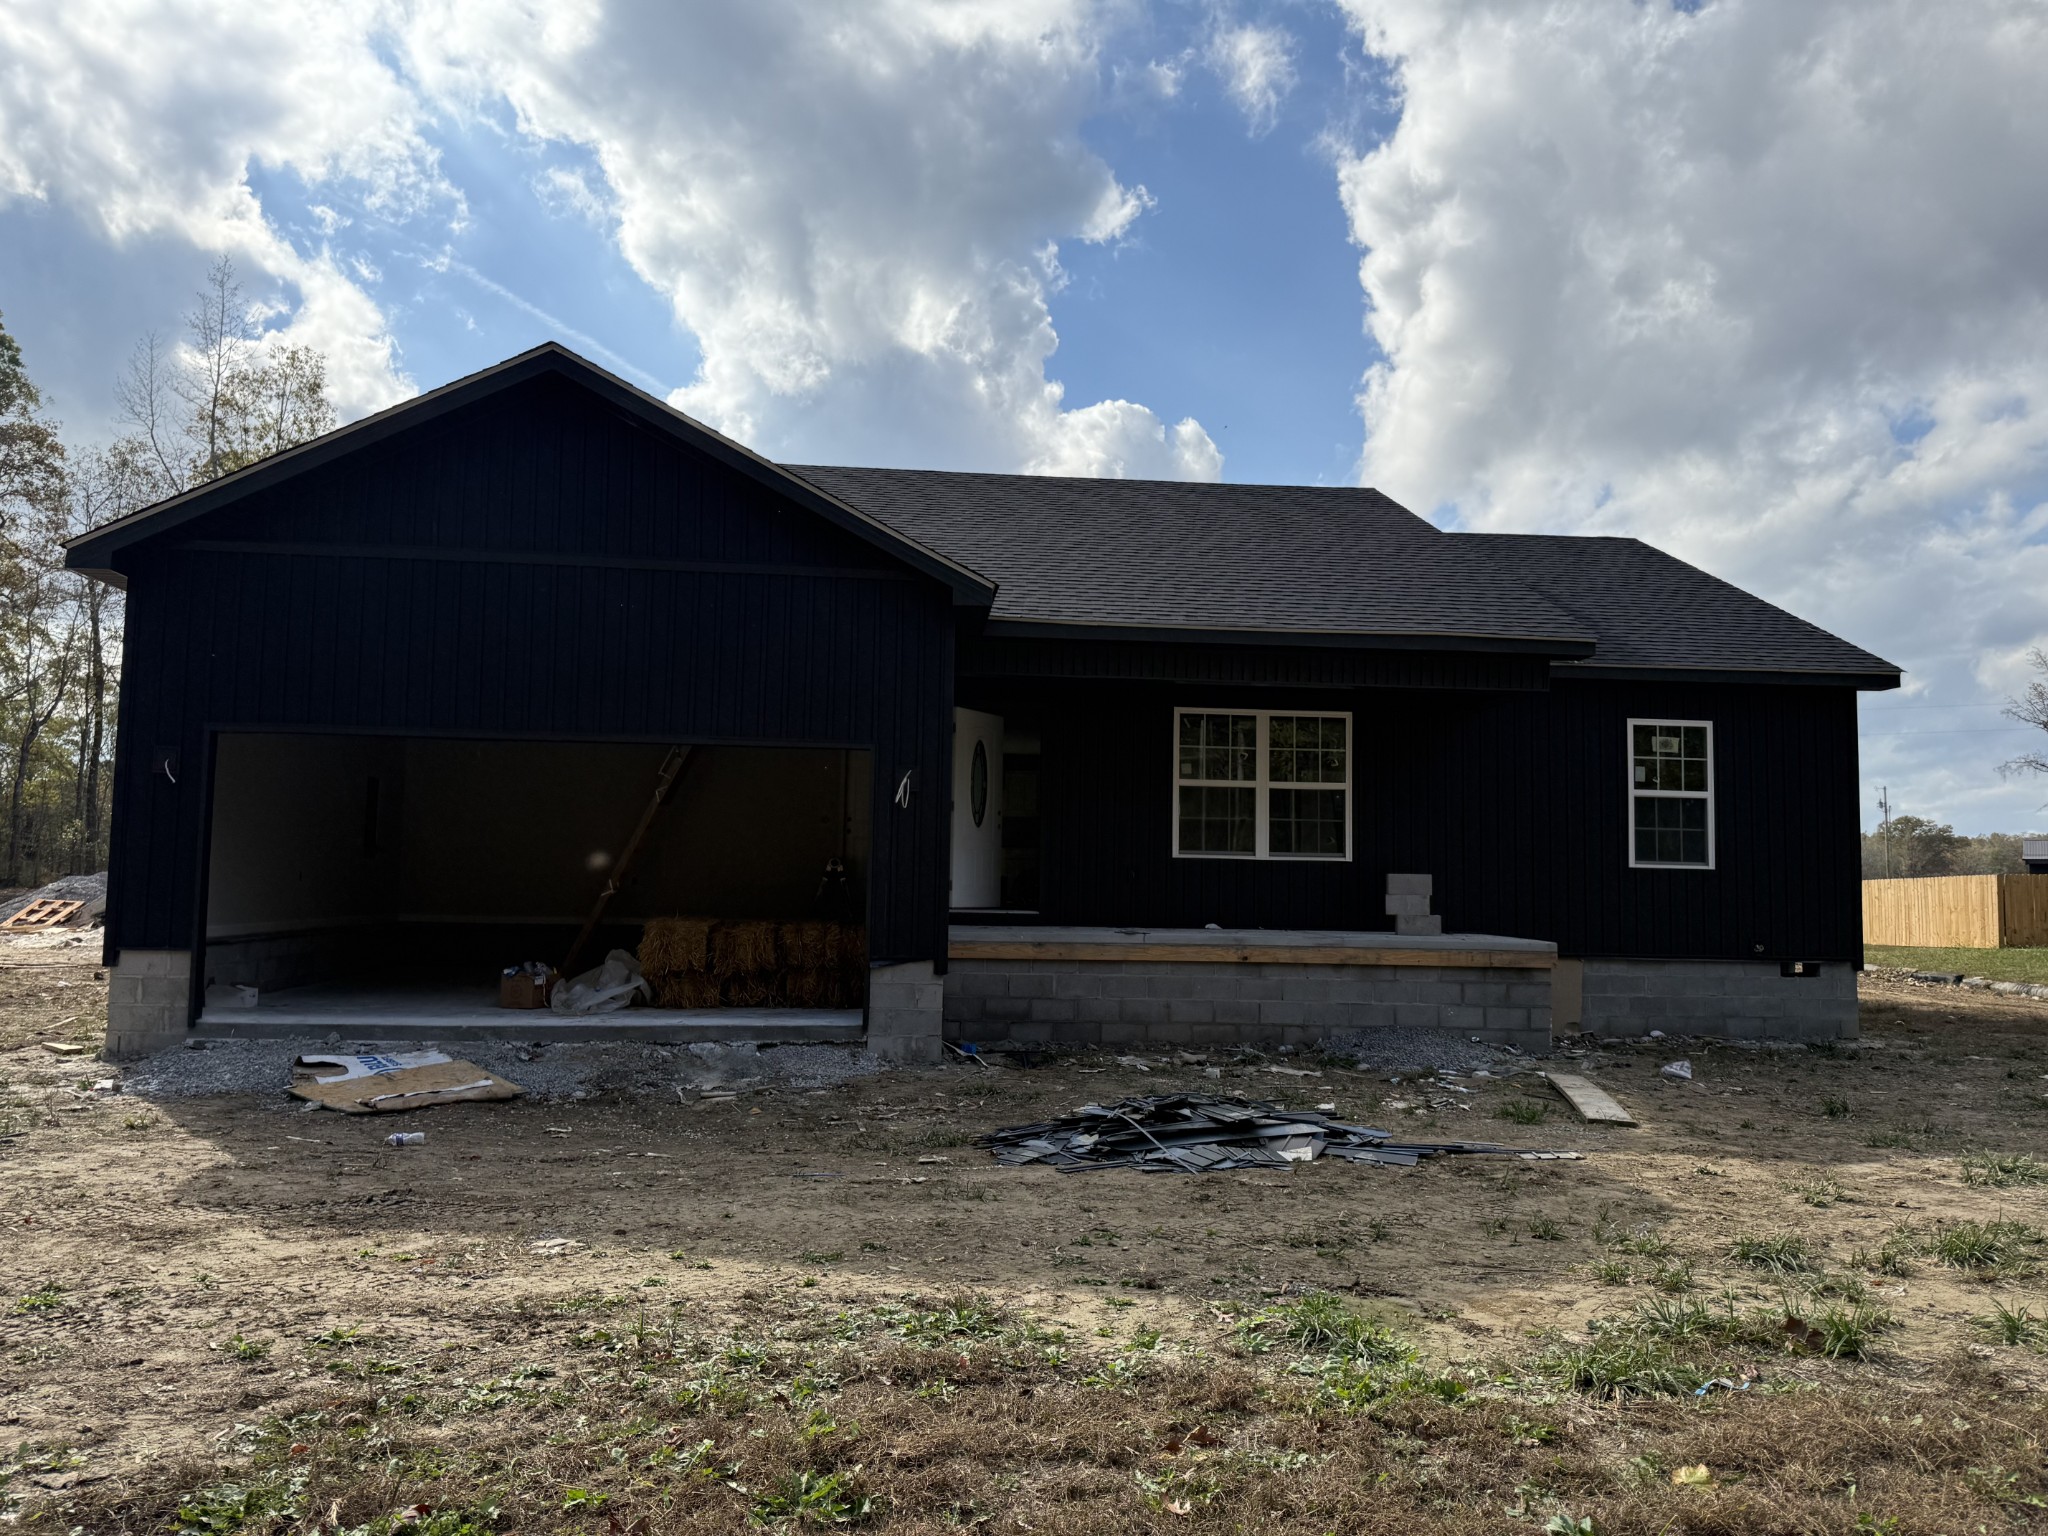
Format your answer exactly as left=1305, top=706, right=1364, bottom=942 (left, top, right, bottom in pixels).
left=1866, top=944, right=2048, bottom=983
left=1495, top=1098, right=1550, bottom=1125
left=1960, top=1150, right=2048, bottom=1187
left=34, top=1286, right=2021, bottom=1536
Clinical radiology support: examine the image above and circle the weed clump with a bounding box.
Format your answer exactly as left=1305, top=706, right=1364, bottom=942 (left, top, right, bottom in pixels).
left=1731, top=1233, right=1819, bottom=1273
left=1927, top=1220, right=2042, bottom=1273
left=1961, top=1151, right=2047, bottom=1188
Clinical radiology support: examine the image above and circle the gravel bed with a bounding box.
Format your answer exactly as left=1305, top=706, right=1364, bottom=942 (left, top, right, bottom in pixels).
left=1321, top=1027, right=1519, bottom=1074
left=121, top=1036, right=881, bottom=1103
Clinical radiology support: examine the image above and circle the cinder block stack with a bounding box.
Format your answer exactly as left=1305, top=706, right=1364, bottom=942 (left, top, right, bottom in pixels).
left=1386, top=873, right=1441, bottom=936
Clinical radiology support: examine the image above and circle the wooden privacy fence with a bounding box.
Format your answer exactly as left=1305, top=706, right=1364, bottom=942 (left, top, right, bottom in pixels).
left=1863, top=874, right=2048, bottom=948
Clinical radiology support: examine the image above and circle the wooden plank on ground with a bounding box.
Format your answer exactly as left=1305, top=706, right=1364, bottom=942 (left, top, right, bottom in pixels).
left=946, top=941, right=1553, bottom=969
left=2, top=898, right=84, bottom=931
left=1543, top=1072, right=1637, bottom=1126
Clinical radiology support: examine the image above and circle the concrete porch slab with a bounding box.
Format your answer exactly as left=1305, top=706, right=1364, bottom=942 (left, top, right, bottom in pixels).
left=195, top=983, right=862, bottom=1045
left=948, top=925, right=1556, bottom=968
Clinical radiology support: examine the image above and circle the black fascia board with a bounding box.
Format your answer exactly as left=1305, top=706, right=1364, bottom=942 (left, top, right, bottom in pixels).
left=61, top=343, right=997, bottom=607
left=980, top=617, right=1599, bottom=658
left=1553, top=662, right=1903, bottom=691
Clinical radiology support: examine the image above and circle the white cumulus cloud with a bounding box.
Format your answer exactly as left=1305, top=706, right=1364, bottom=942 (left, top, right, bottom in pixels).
left=1, top=0, right=1220, bottom=481
left=0, top=0, right=433, bottom=416
left=397, top=0, right=1218, bottom=477
left=1334, top=0, right=2048, bottom=829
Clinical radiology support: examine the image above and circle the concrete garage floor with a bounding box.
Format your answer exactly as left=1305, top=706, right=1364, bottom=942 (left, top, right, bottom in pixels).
left=194, top=981, right=862, bottom=1044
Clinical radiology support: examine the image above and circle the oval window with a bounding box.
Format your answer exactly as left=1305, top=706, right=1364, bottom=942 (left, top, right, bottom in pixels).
left=970, top=740, right=989, bottom=827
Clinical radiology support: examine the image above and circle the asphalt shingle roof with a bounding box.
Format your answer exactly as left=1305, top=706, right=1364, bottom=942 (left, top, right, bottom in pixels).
left=788, top=467, right=1593, bottom=646
left=791, top=465, right=1898, bottom=681
left=1458, top=533, right=1898, bottom=679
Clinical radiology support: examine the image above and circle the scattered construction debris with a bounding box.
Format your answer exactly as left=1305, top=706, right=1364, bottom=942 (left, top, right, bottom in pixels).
left=0, top=872, right=107, bottom=928
left=1543, top=1071, right=1637, bottom=1126
left=978, top=1093, right=1572, bottom=1172
left=2, top=898, right=84, bottom=931
left=290, top=1051, right=523, bottom=1114
left=39, top=1041, right=85, bottom=1056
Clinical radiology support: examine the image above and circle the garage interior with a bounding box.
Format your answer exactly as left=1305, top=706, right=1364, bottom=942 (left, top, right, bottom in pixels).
left=197, top=732, right=872, bottom=1037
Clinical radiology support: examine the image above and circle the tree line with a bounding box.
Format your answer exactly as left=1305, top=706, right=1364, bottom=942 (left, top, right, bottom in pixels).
left=0, top=258, right=336, bottom=888
left=1861, top=818, right=2036, bottom=880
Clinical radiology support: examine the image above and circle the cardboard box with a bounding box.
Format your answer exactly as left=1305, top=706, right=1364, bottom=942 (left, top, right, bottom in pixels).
left=499, top=967, right=556, bottom=1009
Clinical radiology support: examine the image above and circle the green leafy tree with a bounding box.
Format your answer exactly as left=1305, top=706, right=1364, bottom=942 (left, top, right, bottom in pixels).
left=1861, top=813, right=1967, bottom=878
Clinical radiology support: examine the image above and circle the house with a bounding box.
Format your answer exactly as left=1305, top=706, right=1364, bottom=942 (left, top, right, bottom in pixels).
left=66, top=344, right=1900, bottom=1062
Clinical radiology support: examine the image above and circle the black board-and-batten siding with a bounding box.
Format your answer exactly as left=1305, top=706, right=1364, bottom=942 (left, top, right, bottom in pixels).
left=961, top=675, right=1860, bottom=963
left=104, top=373, right=957, bottom=968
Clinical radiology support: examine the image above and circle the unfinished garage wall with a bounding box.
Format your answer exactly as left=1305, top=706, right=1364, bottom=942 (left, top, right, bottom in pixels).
left=396, top=740, right=870, bottom=925
left=204, top=732, right=407, bottom=990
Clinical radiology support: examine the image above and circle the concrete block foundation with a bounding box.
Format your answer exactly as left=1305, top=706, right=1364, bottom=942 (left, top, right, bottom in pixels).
left=104, top=949, right=192, bottom=1059
left=868, top=959, right=944, bottom=1063
left=1576, top=959, right=1858, bottom=1041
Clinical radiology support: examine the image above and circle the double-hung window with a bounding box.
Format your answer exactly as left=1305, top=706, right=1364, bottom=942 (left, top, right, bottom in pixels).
left=1174, top=709, right=1351, bottom=859
left=1628, top=719, right=1713, bottom=868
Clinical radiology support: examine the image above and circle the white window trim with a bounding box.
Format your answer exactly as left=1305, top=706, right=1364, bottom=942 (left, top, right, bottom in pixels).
left=1171, top=707, right=1354, bottom=862
left=1627, top=717, right=1715, bottom=870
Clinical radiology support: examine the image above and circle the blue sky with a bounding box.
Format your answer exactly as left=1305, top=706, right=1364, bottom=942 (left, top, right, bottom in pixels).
left=4, top=0, right=2048, bottom=833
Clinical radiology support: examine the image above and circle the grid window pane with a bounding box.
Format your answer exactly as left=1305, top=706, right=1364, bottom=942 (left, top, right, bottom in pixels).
left=1178, top=785, right=1255, bottom=854
left=1180, top=713, right=1256, bottom=782
left=1632, top=720, right=1708, bottom=794
left=1633, top=794, right=1709, bottom=866
left=1272, top=788, right=1346, bottom=857
left=1269, top=714, right=1346, bottom=787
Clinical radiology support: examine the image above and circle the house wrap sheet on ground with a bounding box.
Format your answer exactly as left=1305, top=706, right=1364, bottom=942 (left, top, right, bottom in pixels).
left=63, top=344, right=1899, bottom=1061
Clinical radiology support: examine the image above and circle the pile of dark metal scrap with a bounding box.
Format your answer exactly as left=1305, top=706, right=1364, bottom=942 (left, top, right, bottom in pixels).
left=978, top=1093, right=1574, bottom=1173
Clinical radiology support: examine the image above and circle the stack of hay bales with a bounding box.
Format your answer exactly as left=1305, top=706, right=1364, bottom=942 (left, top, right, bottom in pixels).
left=638, top=918, right=866, bottom=1009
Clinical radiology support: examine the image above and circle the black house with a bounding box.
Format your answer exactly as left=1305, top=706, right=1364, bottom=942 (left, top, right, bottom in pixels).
left=67, top=345, right=1898, bottom=1061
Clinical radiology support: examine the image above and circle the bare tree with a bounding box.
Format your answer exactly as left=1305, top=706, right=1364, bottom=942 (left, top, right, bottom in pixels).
left=178, top=255, right=258, bottom=482
left=113, top=332, right=189, bottom=500
left=2003, top=648, right=2048, bottom=779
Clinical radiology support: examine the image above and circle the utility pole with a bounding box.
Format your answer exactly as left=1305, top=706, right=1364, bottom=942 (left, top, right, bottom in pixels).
left=1879, top=785, right=1893, bottom=877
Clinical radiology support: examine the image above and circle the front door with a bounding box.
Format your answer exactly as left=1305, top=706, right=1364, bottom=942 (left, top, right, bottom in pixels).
left=950, top=708, right=1003, bottom=907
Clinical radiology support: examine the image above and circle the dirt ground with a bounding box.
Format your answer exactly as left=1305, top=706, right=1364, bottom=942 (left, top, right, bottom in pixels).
left=3, top=937, right=2046, bottom=1533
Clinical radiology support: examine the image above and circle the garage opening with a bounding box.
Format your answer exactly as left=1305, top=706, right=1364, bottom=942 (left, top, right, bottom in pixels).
left=198, top=733, right=871, bottom=1037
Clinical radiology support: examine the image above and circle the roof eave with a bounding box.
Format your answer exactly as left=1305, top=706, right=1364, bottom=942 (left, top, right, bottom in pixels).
left=1555, top=661, right=1902, bottom=691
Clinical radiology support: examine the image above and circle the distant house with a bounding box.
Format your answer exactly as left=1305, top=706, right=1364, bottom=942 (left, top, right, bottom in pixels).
left=2026, top=839, right=2048, bottom=876
left=66, top=345, right=1900, bottom=1061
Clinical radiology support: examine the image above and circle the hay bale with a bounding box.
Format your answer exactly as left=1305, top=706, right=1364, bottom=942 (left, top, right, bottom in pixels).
left=781, top=968, right=835, bottom=1008
left=651, top=971, right=723, bottom=1009
left=640, top=917, right=714, bottom=978
left=721, top=974, right=777, bottom=1008
left=832, top=961, right=868, bottom=1009
left=780, top=920, right=827, bottom=970
left=709, top=919, right=779, bottom=977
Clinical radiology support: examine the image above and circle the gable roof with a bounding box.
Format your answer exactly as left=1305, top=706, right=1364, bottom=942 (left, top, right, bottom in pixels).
left=1459, top=533, right=1899, bottom=686
left=788, top=466, right=1596, bottom=654
left=61, top=343, right=995, bottom=602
